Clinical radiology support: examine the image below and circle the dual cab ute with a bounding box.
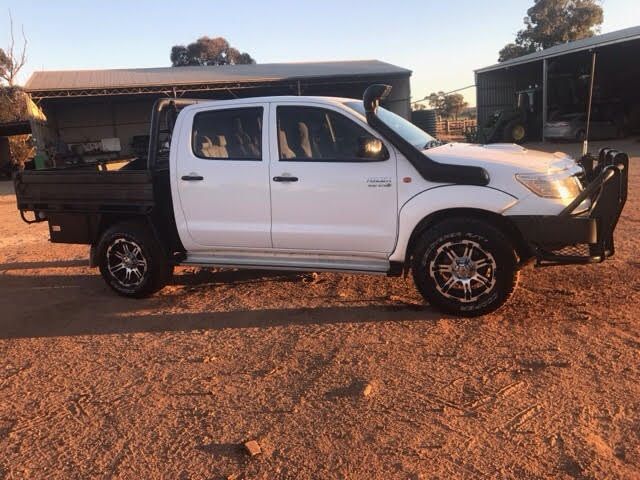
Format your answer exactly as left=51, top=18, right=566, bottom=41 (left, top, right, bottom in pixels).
left=13, top=85, right=628, bottom=316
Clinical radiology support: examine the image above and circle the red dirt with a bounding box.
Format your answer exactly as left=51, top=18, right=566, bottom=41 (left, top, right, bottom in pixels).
left=1, top=144, right=639, bottom=479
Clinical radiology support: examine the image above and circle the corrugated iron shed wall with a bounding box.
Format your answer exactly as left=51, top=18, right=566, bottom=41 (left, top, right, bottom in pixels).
left=476, top=61, right=542, bottom=127
left=475, top=71, right=518, bottom=126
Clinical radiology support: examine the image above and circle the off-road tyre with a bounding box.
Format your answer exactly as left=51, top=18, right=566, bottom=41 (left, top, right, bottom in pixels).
left=97, top=221, right=172, bottom=298
left=411, top=218, right=519, bottom=317
left=503, top=120, right=527, bottom=144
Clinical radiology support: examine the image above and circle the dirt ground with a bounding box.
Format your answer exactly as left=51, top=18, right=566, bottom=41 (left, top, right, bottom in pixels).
left=1, top=141, right=639, bottom=479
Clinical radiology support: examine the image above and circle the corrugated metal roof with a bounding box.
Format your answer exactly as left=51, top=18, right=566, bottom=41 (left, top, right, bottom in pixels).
left=25, top=60, right=411, bottom=92
left=476, top=25, right=640, bottom=74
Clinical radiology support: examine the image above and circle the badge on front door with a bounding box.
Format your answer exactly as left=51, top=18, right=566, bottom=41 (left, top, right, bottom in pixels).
left=366, top=177, right=392, bottom=188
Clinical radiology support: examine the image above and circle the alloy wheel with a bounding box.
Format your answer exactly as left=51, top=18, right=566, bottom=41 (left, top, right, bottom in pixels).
left=428, top=240, right=497, bottom=303
left=106, top=238, right=148, bottom=288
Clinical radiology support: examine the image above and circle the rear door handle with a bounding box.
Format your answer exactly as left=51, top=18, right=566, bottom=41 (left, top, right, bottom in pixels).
left=181, top=175, right=204, bottom=181
left=273, top=176, right=298, bottom=182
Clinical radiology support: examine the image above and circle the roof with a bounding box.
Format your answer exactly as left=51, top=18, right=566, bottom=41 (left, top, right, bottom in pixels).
left=25, top=60, right=411, bottom=94
left=476, top=25, right=640, bottom=74
left=176, top=96, right=366, bottom=118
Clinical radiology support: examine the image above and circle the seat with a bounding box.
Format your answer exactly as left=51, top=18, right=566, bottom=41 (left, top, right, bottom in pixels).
left=195, top=134, right=211, bottom=157
left=297, top=122, right=313, bottom=158
left=201, top=135, right=228, bottom=158
left=279, top=129, right=296, bottom=159
left=232, top=117, right=259, bottom=157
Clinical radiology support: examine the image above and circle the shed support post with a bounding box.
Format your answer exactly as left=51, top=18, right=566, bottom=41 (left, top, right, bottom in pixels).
left=542, top=58, right=548, bottom=142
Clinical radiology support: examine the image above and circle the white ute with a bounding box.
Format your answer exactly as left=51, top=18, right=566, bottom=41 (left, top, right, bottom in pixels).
left=14, top=84, right=629, bottom=316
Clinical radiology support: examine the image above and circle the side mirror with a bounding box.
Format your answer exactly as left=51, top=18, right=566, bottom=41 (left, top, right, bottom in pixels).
left=358, top=137, right=389, bottom=161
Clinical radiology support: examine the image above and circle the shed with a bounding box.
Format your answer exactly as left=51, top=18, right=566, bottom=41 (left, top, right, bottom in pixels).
left=475, top=26, right=640, bottom=141
left=24, top=60, right=412, bottom=160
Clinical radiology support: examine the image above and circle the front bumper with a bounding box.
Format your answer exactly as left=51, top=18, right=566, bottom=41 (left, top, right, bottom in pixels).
left=509, top=148, right=629, bottom=266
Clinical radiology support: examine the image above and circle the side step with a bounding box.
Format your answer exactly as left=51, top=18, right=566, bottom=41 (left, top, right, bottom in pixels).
left=182, top=253, right=391, bottom=275
left=532, top=244, right=606, bottom=267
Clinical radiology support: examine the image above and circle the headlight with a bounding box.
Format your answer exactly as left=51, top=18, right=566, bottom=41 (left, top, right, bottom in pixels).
left=515, top=171, right=582, bottom=199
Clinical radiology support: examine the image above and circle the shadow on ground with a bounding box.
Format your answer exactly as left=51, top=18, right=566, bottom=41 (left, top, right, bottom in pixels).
left=0, top=267, right=437, bottom=339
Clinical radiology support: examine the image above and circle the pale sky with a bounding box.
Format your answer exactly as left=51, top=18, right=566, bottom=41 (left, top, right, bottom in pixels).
left=1, top=0, right=638, bottom=106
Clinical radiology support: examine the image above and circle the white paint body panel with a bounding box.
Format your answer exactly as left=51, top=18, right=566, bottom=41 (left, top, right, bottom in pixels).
left=172, top=102, right=272, bottom=250
left=169, top=95, right=583, bottom=270
left=389, top=186, right=518, bottom=262
left=267, top=100, right=397, bottom=254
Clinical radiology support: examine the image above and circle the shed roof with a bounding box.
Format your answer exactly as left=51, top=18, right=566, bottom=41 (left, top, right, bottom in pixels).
left=25, top=60, right=411, bottom=94
left=476, top=25, right=640, bottom=74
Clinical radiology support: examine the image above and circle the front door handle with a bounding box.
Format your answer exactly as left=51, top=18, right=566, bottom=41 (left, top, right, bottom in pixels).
left=181, top=175, right=204, bottom=181
left=273, top=176, right=298, bottom=182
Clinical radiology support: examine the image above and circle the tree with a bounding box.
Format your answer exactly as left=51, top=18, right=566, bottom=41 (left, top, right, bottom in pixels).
left=0, top=87, right=33, bottom=174
left=498, top=0, right=603, bottom=62
left=170, top=36, right=255, bottom=67
left=0, top=13, right=30, bottom=174
left=497, top=31, right=537, bottom=62
left=427, top=91, right=446, bottom=117
left=443, top=93, right=469, bottom=120
left=427, top=91, right=469, bottom=119
left=0, top=87, right=25, bottom=122
left=0, top=11, right=27, bottom=86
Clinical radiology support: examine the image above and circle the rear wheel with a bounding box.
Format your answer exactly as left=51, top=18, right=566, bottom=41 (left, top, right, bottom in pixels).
left=411, top=218, right=519, bottom=316
left=97, top=222, right=172, bottom=298
left=503, top=120, right=527, bottom=144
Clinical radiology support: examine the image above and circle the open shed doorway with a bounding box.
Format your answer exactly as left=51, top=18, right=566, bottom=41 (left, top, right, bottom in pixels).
left=475, top=27, right=640, bottom=146
left=544, top=40, right=640, bottom=143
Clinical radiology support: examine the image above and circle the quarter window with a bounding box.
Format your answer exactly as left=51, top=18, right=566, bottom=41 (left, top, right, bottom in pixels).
left=277, top=106, right=387, bottom=162
left=192, top=107, right=263, bottom=160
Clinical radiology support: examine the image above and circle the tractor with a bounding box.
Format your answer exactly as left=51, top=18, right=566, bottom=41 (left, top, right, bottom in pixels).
left=478, top=86, right=542, bottom=144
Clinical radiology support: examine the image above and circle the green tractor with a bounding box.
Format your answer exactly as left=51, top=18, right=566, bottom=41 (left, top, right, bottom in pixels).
left=479, top=86, right=542, bottom=144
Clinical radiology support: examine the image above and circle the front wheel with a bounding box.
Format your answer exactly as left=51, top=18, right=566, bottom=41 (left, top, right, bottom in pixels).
left=97, top=222, right=172, bottom=298
left=411, top=218, right=519, bottom=316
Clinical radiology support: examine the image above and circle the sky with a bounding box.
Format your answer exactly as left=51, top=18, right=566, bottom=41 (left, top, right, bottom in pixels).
left=1, top=0, right=639, bottom=106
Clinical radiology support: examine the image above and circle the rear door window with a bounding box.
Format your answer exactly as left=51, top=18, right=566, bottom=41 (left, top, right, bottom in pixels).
left=192, top=107, right=263, bottom=160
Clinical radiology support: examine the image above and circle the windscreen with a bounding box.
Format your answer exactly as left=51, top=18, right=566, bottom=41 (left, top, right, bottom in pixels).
left=345, top=101, right=436, bottom=149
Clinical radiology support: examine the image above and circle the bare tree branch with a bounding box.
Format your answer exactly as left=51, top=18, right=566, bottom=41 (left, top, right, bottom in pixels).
left=0, top=10, right=28, bottom=85
left=17, top=23, right=28, bottom=74
left=8, top=10, right=14, bottom=63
